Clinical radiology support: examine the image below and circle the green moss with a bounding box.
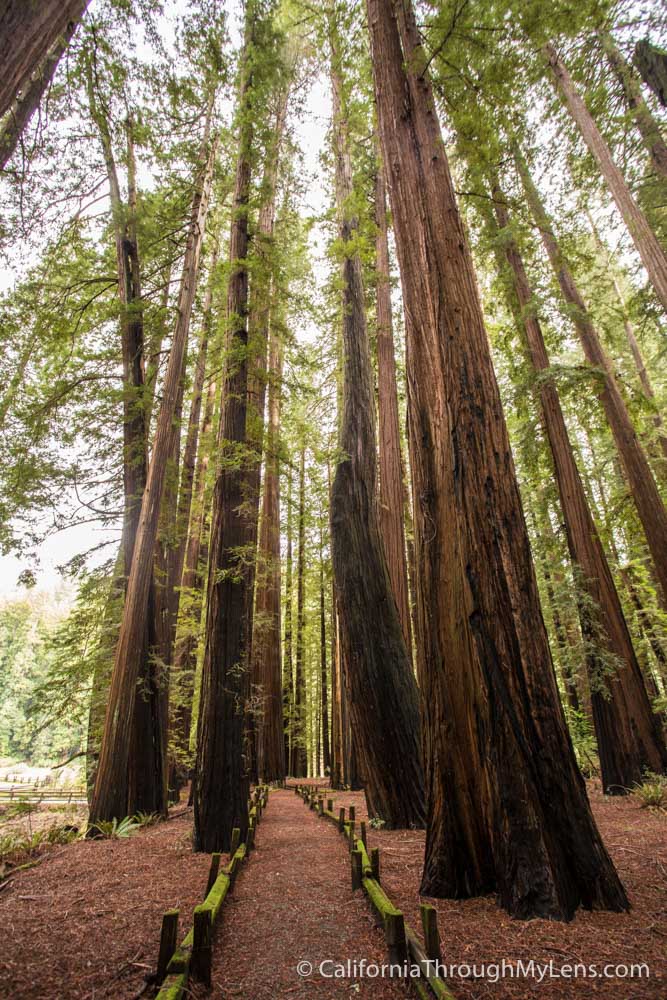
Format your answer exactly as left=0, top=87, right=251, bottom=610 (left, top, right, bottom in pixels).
left=155, top=971, right=188, bottom=1000
left=203, top=873, right=230, bottom=922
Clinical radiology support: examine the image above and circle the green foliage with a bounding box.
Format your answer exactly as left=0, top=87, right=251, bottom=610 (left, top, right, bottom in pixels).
left=565, top=708, right=600, bottom=778
left=90, top=815, right=141, bottom=839
left=632, top=772, right=667, bottom=809
left=0, top=823, right=80, bottom=872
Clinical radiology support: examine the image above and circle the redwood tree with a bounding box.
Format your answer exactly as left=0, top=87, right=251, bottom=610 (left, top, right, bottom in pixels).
left=194, top=2, right=261, bottom=852
left=488, top=172, right=666, bottom=792
left=374, top=154, right=413, bottom=655
left=367, top=0, right=628, bottom=917
left=0, top=0, right=89, bottom=121
left=88, top=117, right=219, bottom=825
left=544, top=42, right=667, bottom=314
left=328, top=11, right=424, bottom=828
left=516, top=146, right=667, bottom=608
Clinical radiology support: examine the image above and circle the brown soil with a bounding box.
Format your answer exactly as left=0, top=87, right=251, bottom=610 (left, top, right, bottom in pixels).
left=313, top=781, right=666, bottom=1000
left=0, top=805, right=209, bottom=1000
left=193, top=789, right=411, bottom=999
left=0, top=781, right=664, bottom=1000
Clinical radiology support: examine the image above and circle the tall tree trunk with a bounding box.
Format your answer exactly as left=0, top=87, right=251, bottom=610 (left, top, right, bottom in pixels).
left=544, top=42, right=667, bottom=314
left=319, top=522, right=330, bottom=776
left=193, top=10, right=257, bottom=853
left=600, top=32, right=667, bottom=180
left=0, top=0, right=88, bottom=120
left=171, top=363, right=217, bottom=770
left=126, top=117, right=171, bottom=817
left=634, top=39, right=667, bottom=107
left=620, top=565, right=667, bottom=687
left=374, top=155, right=413, bottom=655
left=89, top=121, right=218, bottom=825
left=329, top=17, right=424, bottom=827
left=291, top=444, right=308, bottom=778
left=490, top=176, right=666, bottom=791
left=253, top=327, right=285, bottom=782
left=0, top=23, right=76, bottom=170
left=367, top=0, right=628, bottom=917
left=585, top=209, right=667, bottom=465
left=517, top=147, right=667, bottom=606
left=245, top=93, right=290, bottom=783
left=86, top=72, right=162, bottom=814
left=284, top=468, right=294, bottom=773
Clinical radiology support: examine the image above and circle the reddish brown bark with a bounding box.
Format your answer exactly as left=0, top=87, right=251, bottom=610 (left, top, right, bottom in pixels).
left=89, top=123, right=218, bottom=825
left=491, top=178, right=666, bottom=792
left=290, top=444, right=308, bottom=779
left=253, top=328, right=285, bottom=782
left=0, top=24, right=76, bottom=170
left=283, top=468, right=294, bottom=772
left=544, top=42, right=667, bottom=314
left=0, top=0, right=88, bottom=120
left=193, top=10, right=256, bottom=852
left=319, top=522, right=330, bottom=776
left=517, top=149, right=667, bottom=607
left=367, top=0, right=628, bottom=917
left=329, top=19, right=424, bottom=826
left=374, top=158, right=413, bottom=655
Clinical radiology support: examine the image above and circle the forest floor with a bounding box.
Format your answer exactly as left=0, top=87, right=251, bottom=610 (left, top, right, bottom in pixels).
left=303, top=779, right=665, bottom=1000
left=0, top=783, right=664, bottom=999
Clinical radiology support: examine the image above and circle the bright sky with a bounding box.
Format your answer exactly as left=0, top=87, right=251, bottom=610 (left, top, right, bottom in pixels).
left=0, top=0, right=331, bottom=601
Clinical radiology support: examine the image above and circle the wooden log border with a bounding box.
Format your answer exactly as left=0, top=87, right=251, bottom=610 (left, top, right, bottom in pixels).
left=291, top=783, right=456, bottom=1000
left=155, top=784, right=270, bottom=999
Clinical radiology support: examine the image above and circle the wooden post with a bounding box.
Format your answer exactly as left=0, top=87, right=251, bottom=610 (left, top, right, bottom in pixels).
left=205, top=853, right=221, bottom=897
left=230, top=827, right=241, bottom=858
left=192, top=905, right=212, bottom=986
left=338, top=806, right=345, bottom=831
left=327, top=798, right=334, bottom=812
left=370, top=846, right=380, bottom=881
left=318, top=796, right=324, bottom=815
left=349, top=805, right=356, bottom=821
left=351, top=849, right=363, bottom=891
left=360, top=821, right=367, bottom=848
left=348, top=819, right=356, bottom=850
left=385, top=911, right=407, bottom=964
left=420, top=903, right=441, bottom=963
left=227, top=852, right=239, bottom=888
left=246, top=823, right=255, bottom=853
left=156, top=909, right=179, bottom=984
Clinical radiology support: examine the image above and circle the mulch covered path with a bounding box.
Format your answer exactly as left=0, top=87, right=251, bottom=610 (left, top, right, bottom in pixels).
left=1, top=783, right=664, bottom=1000
left=0, top=806, right=211, bottom=1000
left=194, top=789, right=411, bottom=999
left=310, top=781, right=666, bottom=1000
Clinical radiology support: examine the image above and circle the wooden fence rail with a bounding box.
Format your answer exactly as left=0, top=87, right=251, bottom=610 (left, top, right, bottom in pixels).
left=292, top=783, right=455, bottom=1000
left=155, top=784, right=270, bottom=1000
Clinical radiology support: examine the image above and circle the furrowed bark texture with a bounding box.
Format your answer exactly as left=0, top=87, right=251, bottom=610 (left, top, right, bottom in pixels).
left=491, top=179, right=666, bottom=792
left=367, top=0, right=628, bottom=917
left=194, top=14, right=256, bottom=853
left=517, top=149, right=667, bottom=607
left=0, top=25, right=75, bottom=170
left=375, top=157, right=413, bottom=655
left=290, top=445, right=308, bottom=778
left=89, top=125, right=218, bottom=824
left=329, top=16, right=425, bottom=828
left=0, top=0, right=88, bottom=120
left=253, top=328, right=285, bottom=782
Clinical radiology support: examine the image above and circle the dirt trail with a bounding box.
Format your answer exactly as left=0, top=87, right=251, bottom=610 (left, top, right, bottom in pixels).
left=197, top=789, right=412, bottom=999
